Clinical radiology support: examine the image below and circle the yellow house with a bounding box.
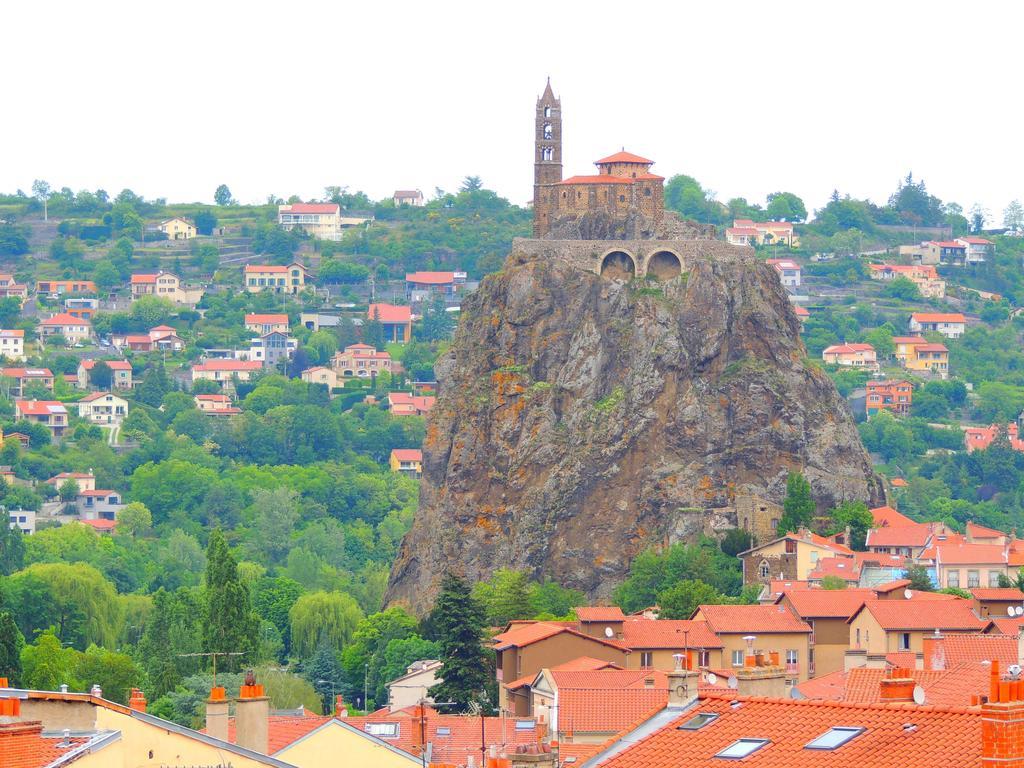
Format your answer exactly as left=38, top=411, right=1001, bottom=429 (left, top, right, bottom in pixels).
left=738, top=529, right=855, bottom=586
left=275, top=719, right=420, bottom=768
left=245, top=263, right=309, bottom=294
left=845, top=599, right=990, bottom=666
left=690, top=604, right=813, bottom=682
left=301, top=366, right=338, bottom=389
left=389, top=448, right=423, bottom=476
left=905, top=342, right=950, bottom=378
left=159, top=217, right=197, bottom=240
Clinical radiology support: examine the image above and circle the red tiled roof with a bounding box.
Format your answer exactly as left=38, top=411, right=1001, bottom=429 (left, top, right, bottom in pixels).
left=794, top=668, right=849, bottom=700
left=969, top=588, right=1022, bottom=601
left=990, top=616, right=1024, bottom=634
left=0, top=329, right=24, bottom=338
left=554, top=670, right=667, bottom=732
left=0, top=722, right=90, bottom=768
left=388, top=393, right=436, bottom=411
left=40, top=312, right=90, bottom=326
left=595, top=151, right=654, bottom=165
left=130, top=273, right=158, bottom=284
left=849, top=599, right=988, bottom=631
left=15, top=400, right=67, bottom=416
left=283, top=202, right=340, bottom=214
left=841, top=667, right=948, bottom=704
left=245, top=313, right=289, bottom=324
left=224, top=713, right=331, bottom=754
left=79, top=519, right=117, bottom=531
left=196, top=394, right=232, bottom=403
left=81, top=359, right=132, bottom=371
left=872, top=579, right=912, bottom=594
left=967, top=521, right=1006, bottom=539
left=368, top=303, right=413, bottom=323
left=244, top=264, right=291, bottom=273
left=871, top=505, right=917, bottom=526
left=2, top=367, right=53, bottom=378
left=959, top=236, right=993, bottom=245
left=693, top=604, right=811, bottom=634
left=884, top=651, right=918, bottom=669
left=823, top=342, right=875, bottom=354
left=940, top=634, right=1018, bottom=667
left=911, top=312, right=966, bottom=323
left=576, top=606, right=626, bottom=623
left=79, top=391, right=124, bottom=403
left=807, top=557, right=861, bottom=582
left=593, top=693, right=984, bottom=768
left=891, top=477, right=909, bottom=487
left=866, top=524, right=932, bottom=548
left=406, top=271, right=456, bottom=284
left=192, top=360, right=263, bottom=372
left=620, top=618, right=722, bottom=649
left=552, top=656, right=623, bottom=672
left=779, top=589, right=873, bottom=619
left=916, top=343, right=949, bottom=352
left=492, top=621, right=624, bottom=652
left=793, top=305, right=809, bottom=317
left=390, top=449, right=422, bottom=462
left=937, top=541, right=1007, bottom=565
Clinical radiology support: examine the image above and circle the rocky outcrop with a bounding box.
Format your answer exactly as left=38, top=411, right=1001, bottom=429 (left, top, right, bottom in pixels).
left=385, top=246, right=883, bottom=614
left=545, top=209, right=716, bottom=241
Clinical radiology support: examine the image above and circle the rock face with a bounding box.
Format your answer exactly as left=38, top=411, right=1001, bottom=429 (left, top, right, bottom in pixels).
left=385, top=245, right=883, bottom=614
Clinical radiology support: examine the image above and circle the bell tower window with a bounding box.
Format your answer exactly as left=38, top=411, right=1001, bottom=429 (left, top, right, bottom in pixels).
left=543, top=123, right=553, bottom=139
left=544, top=106, right=552, bottom=118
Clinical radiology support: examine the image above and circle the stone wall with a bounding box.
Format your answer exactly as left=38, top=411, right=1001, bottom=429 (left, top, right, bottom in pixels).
left=509, top=237, right=744, bottom=280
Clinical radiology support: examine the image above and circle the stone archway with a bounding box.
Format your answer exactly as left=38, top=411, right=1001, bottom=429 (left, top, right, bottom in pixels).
left=647, top=250, right=683, bottom=281
left=600, top=250, right=636, bottom=281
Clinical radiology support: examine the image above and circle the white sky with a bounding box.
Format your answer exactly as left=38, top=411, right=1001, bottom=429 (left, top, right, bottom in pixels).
left=3, top=1, right=1022, bottom=222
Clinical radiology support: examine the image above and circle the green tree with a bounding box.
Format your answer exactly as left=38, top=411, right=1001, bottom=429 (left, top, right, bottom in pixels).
left=289, top=591, right=364, bottom=659
left=904, top=565, right=934, bottom=592
left=472, top=569, right=533, bottom=626
left=92, top=262, right=121, bottom=293
left=362, top=308, right=385, bottom=349
left=89, top=361, right=114, bottom=390
left=75, top=645, right=144, bottom=704
left=1004, top=200, right=1024, bottom=231
left=765, top=192, right=807, bottom=223
left=248, top=488, right=300, bottom=566
left=214, top=185, right=234, bottom=206
left=0, top=522, right=25, bottom=576
left=664, top=175, right=721, bottom=224
left=778, top=472, right=815, bottom=534
left=719, top=529, right=753, bottom=557
left=116, top=502, right=152, bottom=538
left=825, top=501, right=873, bottom=551
left=0, top=223, right=30, bottom=256
left=130, top=295, right=175, bottom=327
left=138, top=361, right=170, bottom=407
left=204, top=530, right=259, bottom=671
left=20, top=630, right=81, bottom=691
left=58, top=479, right=80, bottom=503
left=882, top=276, right=921, bottom=301
left=0, top=610, right=24, bottom=684
left=657, top=579, right=724, bottom=619
left=427, top=572, right=491, bottom=713
left=419, top=294, right=455, bottom=342
left=194, top=210, right=217, bottom=235
left=820, top=575, right=848, bottom=590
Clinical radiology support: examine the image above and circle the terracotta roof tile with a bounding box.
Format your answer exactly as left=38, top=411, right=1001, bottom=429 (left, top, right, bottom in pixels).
left=866, top=524, right=933, bottom=548
left=850, top=599, right=988, bottom=631
left=620, top=619, right=722, bottom=649
left=368, top=303, right=413, bottom=323
left=595, top=151, right=654, bottom=165
left=576, top=606, right=627, bottom=623
left=969, top=588, right=1023, bottom=601
left=779, top=589, right=873, bottom=619
left=693, top=604, right=811, bottom=634
left=938, top=634, right=1018, bottom=667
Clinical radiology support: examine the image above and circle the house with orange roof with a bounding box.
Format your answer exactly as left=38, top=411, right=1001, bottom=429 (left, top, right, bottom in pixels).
left=194, top=393, right=241, bottom=416
left=966, top=521, right=1009, bottom=544
left=387, top=392, right=435, bottom=417
left=924, top=632, right=1020, bottom=669
left=737, top=528, right=854, bottom=586
left=15, top=400, right=68, bottom=437
left=0, top=329, right=25, bottom=361
left=244, top=262, right=308, bottom=294
left=77, top=391, right=128, bottom=425
left=764, top=258, right=801, bottom=287
left=77, top=358, right=133, bottom=390
left=245, top=313, right=290, bottom=335
left=689, top=604, right=812, bottom=682
left=806, top=555, right=861, bottom=586
left=130, top=270, right=202, bottom=305
left=864, top=523, right=933, bottom=558
left=892, top=334, right=927, bottom=361
left=2, top=367, right=54, bottom=397
left=405, top=271, right=467, bottom=302
left=191, top=359, right=263, bottom=384
left=964, top=422, right=1024, bottom=453
left=0, top=274, right=27, bottom=304
left=846, top=598, right=990, bottom=668
left=969, top=588, right=1024, bottom=618
left=822, top=342, right=878, bottom=369
left=798, top=661, right=996, bottom=709
left=956, top=235, right=994, bottom=264
left=891, top=334, right=950, bottom=376
left=725, top=219, right=800, bottom=248
left=870, top=504, right=916, bottom=528
left=332, top=343, right=393, bottom=379
left=935, top=540, right=1011, bottom=590
left=46, top=471, right=96, bottom=492
left=868, top=263, right=946, bottom=297
left=384, top=659, right=442, bottom=711
left=492, top=621, right=629, bottom=710
left=35, top=278, right=97, bottom=296
left=277, top=202, right=345, bottom=241
left=389, top=449, right=422, bottom=477
left=774, top=588, right=875, bottom=677
left=38, top=312, right=91, bottom=344
left=368, top=303, right=413, bottom=343
left=909, top=311, right=966, bottom=338
left=865, top=379, right=913, bottom=417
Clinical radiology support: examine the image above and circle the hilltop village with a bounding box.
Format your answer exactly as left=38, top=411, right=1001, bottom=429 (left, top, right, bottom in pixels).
left=3, top=81, right=1024, bottom=768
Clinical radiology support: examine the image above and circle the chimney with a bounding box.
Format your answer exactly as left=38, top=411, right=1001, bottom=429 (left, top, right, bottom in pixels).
left=923, top=631, right=945, bottom=671
left=236, top=674, right=270, bottom=754
left=735, top=654, right=787, bottom=699
left=982, top=661, right=1024, bottom=768
left=667, top=653, right=698, bottom=707
left=205, top=686, right=229, bottom=742
left=879, top=667, right=916, bottom=702
left=128, top=688, right=147, bottom=713
left=0, top=720, right=46, bottom=766
left=335, top=694, right=348, bottom=718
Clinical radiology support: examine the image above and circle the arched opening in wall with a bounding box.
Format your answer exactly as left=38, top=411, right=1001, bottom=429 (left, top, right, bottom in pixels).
left=544, top=106, right=552, bottom=118
left=647, top=250, right=682, bottom=281
left=543, top=123, right=553, bottom=139
left=600, top=251, right=635, bottom=281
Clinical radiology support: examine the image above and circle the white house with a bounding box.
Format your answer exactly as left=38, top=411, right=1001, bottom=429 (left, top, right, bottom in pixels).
left=77, top=391, right=129, bottom=425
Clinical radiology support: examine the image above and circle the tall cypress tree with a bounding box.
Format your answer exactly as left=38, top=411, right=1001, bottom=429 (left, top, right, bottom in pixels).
left=204, top=530, right=258, bottom=672
left=0, top=522, right=25, bottom=576
left=778, top=472, right=815, bottom=534
left=428, top=572, right=491, bottom=713
left=0, top=609, right=24, bottom=684
left=139, top=588, right=180, bottom=698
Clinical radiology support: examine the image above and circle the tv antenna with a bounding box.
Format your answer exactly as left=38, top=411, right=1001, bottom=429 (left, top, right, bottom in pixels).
left=176, top=651, right=246, bottom=687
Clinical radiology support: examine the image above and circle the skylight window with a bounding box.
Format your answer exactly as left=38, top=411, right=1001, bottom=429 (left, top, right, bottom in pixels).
left=715, top=739, right=769, bottom=759
left=678, top=713, right=719, bottom=731
left=364, top=722, right=399, bottom=738
left=515, top=719, right=536, bottom=730
left=805, top=727, right=864, bottom=750
left=436, top=727, right=451, bottom=736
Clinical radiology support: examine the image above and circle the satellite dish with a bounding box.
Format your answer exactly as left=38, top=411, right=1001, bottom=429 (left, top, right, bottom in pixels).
left=1016, top=606, right=1024, bottom=617
left=727, top=676, right=739, bottom=690
left=1009, top=607, right=1017, bottom=618
left=706, top=673, right=718, bottom=686
left=912, top=685, right=926, bottom=705
left=604, top=627, right=614, bottom=638
left=904, top=589, right=913, bottom=600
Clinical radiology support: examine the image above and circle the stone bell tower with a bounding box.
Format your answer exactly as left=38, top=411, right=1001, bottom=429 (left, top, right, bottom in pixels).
left=533, top=78, right=562, bottom=237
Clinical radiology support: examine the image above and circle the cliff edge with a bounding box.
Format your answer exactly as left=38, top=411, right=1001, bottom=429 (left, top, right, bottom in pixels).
left=385, top=245, right=883, bottom=613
